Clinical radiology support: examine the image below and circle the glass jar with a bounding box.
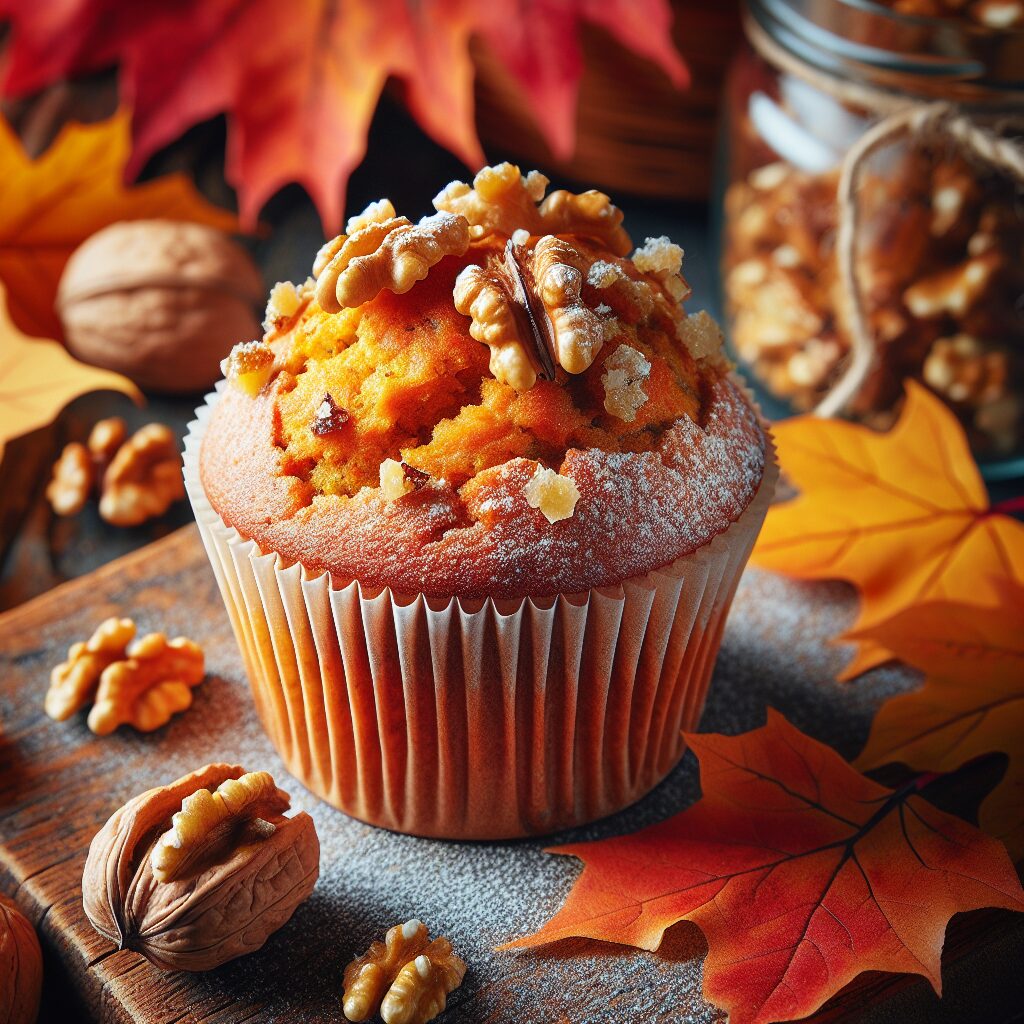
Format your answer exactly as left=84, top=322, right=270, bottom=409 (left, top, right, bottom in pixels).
left=716, top=0, right=1024, bottom=471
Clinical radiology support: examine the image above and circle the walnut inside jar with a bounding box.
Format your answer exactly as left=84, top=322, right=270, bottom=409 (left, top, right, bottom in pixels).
left=723, top=147, right=1024, bottom=454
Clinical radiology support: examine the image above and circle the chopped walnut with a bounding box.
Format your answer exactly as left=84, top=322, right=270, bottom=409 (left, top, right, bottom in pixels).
left=342, top=921, right=465, bottom=1024
left=222, top=339, right=275, bottom=396
left=379, top=939, right=466, bottom=1024
left=532, top=235, right=606, bottom=374
left=923, top=334, right=1009, bottom=405
left=602, top=344, right=651, bottom=422
left=87, top=631, right=205, bottom=735
left=88, top=417, right=128, bottom=465
left=434, top=162, right=631, bottom=254
left=379, top=459, right=428, bottom=502
left=46, top=442, right=93, bottom=516
left=723, top=148, right=1024, bottom=453
left=264, top=279, right=313, bottom=336
left=311, top=393, right=350, bottom=436
left=433, top=163, right=549, bottom=241
left=538, top=188, right=632, bottom=256
left=46, top=417, right=129, bottom=517
left=347, top=198, right=398, bottom=236
left=903, top=251, right=1002, bottom=319
left=343, top=919, right=430, bottom=1022
left=454, top=238, right=615, bottom=389
left=315, top=212, right=470, bottom=313
left=453, top=264, right=537, bottom=392
left=524, top=465, right=581, bottom=524
left=149, top=770, right=288, bottom=883
left=45, top=617, right=136, bottom=721
left=98, top=423, right=184, bottom=527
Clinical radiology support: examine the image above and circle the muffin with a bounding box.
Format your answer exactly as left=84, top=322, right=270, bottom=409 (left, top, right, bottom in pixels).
left=184, top=163, right=775, bottom=839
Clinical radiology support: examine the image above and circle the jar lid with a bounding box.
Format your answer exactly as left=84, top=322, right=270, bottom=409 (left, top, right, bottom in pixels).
left=748, top=0, right=1024, bottom=96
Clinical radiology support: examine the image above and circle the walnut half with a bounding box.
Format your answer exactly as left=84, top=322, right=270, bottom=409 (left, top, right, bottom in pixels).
left=453, top=236, right=606, bottom=391
left=83, top=764, right=319, bottom=971
left=343, top=920, right=466, bottom=1024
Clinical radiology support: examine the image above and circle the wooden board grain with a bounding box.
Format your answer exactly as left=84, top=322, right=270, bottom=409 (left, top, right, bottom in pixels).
left=0, top=525, right=1021, bottom=1023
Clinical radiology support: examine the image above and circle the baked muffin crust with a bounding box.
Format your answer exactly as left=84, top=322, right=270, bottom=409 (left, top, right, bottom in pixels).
left=201, top=166, right=766, bottom=598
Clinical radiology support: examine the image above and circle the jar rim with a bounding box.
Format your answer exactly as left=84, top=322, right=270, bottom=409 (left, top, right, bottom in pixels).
left=747, top=0, right=1024, bottom=95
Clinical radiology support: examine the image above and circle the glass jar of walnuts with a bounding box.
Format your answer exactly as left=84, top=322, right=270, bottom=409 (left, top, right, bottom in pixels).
left=717, top=0, right=1024, bottom=469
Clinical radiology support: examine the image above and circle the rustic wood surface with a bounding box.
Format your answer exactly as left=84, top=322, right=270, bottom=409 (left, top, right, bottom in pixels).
left=0, top=525, right=1021, bottom=1023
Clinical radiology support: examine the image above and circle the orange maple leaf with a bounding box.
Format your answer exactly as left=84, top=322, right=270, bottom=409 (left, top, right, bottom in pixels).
left=0, top=109, right=238, bottom=340
left=504, top=711, right=1024, bottom=1024
left=0, top=283, right=140, bottom=461
left=855, top=584, right=1024, bottom=861
left=0, top=0, right=686, bottom=231
left=750, top=381, right=1024, bottom=679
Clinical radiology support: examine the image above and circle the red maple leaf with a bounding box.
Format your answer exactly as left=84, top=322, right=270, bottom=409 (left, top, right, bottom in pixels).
left=0, top=0, right=686, bottom=231
left=504, top=711, right=1024, bottom=1024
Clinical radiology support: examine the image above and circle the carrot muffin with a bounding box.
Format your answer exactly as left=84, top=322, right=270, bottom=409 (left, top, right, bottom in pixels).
left=186, top=163, right=774, bottom=838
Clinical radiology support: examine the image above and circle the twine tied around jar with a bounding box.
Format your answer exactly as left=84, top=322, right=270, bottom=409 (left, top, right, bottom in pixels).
left=744, top=13, right=1024, bottom=419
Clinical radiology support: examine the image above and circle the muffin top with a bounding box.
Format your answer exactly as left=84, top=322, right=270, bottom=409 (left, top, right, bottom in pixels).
left=201, top=164, right=766, bottom=598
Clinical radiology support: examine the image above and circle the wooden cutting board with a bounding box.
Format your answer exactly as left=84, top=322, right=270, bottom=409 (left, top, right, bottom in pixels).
left=1, top=525, right=1021, bottom=1023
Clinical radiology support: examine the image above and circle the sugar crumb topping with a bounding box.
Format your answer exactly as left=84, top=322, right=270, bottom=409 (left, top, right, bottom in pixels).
left=523, top=465, right=581, bottom=524
left=632, top=236, right=684, bottom=276
left=602, top=344, right=651, bottom=423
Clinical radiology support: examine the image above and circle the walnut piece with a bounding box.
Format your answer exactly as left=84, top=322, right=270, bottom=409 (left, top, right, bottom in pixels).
left=343, top=919, right=429, bottom=1021
left=453, top=263, right=537, bottom=392
left=83, top=763, right=319, bottom=971
left=150, top=770, right=288, bottom=883
left=98, top=423, right=185, bottom=527
left=87, top=631, right=205, bottom=735
left=46, top=442, right=93, bottom=516
left=46, top=418, right=183, bottom=527
left=532, top=235, right=605, bottom=374
left=903, top=251, right=1001, bottom=319
left=454, top=237, right=610, bottom=390
left=45, top=617, right=136, bottom=722
left=524, top=465, right=581, bottom=523
left=380, top=939, right=466, bottom=1024
left=602, top=344, right=651, bottom=422
left=46, top=617, right=204, bottom=734
left=222, top=338, right=275, bottom=396
left=46, top=416, right=129, bottom=517
left=434, top=163, right=549, bottom=240
left=315, top=212, right=470, bottom=313
left=0, top=894, right=42, bottom=1024
left=434, top=162, right=632, bottom=255
left=342, top=920, right=466, bottom=1024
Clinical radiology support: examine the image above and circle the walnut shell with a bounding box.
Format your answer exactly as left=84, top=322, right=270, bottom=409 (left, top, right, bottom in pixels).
left=82, top=763, right=319, bottom=972
left=57, top=220, right=264, bottom=394
left=0, top=893, right=43, bottom=1024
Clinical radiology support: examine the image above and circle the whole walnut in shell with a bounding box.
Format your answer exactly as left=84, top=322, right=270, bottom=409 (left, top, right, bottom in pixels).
left=57, top=220, right=264, bottom=394
left=82, top=763, right=319, bottom=971
left=0, top=893, right=43, bottom=1024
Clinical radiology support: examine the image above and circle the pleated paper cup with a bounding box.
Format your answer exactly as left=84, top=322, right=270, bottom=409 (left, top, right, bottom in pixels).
left=184, top=385, right=776, bottom=839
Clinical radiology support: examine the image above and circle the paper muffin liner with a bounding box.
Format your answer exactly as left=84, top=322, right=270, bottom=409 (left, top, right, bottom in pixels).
left=183, top=383, right=777, bottom=839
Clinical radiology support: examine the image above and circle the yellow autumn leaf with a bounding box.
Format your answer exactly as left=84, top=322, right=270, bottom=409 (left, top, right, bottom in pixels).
left=751, top=381, right=1024, bottom=678
left=0, top=284, right=140, bottom=460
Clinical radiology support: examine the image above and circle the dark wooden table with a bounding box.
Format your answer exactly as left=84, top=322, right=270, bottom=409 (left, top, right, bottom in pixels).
left=1, top=96, right=1022, bottom=1024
